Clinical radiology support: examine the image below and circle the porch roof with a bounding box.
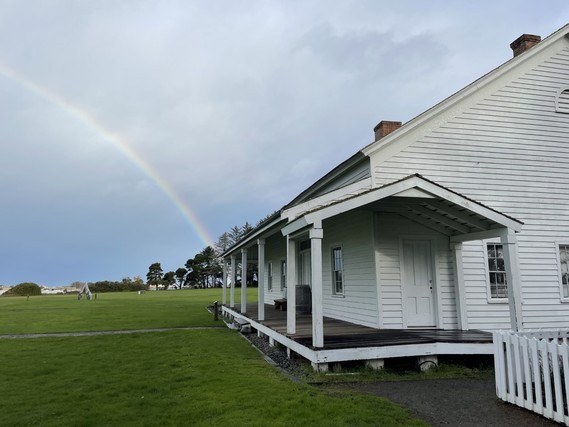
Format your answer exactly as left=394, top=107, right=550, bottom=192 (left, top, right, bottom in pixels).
left=282, top=174, right=523, bottom=238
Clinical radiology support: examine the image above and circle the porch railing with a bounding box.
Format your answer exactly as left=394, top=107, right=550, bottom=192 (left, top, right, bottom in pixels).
left=493, top=329, right=569, bottom=425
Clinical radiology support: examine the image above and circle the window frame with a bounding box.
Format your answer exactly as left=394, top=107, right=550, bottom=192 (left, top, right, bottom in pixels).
left=331, top=245, right=344, bottom=296
left=556, top=242, right=569, bottom=302
left=483, top=240, right=508, bottom=303
left=267, top=261, right=273, bottom=291
left=280, top=259, right=286, bottom=290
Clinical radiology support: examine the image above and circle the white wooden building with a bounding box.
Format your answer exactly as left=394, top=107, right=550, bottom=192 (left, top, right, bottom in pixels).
left=221, top=25, right=569, bottom=371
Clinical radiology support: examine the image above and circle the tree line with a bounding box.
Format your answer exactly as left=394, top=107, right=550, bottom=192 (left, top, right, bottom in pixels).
left=146, top=218, right=272, bottom=290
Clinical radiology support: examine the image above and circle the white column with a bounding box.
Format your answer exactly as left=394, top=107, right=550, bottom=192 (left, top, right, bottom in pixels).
left=230, top=255, right=236, bottom=308
left=286, top=236, right=297, bottom=335
left=310, top=226, right=324, bottom=348
left=501, top=230, right=523, bottom=331
left=222, top=258, right=227, bottom=306
left=257, top=239, right=266, bottom=321
left=451, top=242, right=468, bottom=330
left=241, top=248, right=248, bottom=313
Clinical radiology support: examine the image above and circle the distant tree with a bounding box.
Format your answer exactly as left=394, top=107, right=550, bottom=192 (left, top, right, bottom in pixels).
left=215, top=232, right=231, bottom=254
left=174, top=268, right=187, bottom=289
left=228, top=225, right=243, bottom=247
left=147, top=262, right=163, bottom=290
left=242, top=222, right=254, bottom=236
left=3, top=282, right=41, bottom=297
left=162, top=271, right=175, bottom=290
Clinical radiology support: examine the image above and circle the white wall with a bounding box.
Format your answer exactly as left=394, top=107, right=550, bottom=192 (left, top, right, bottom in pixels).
left=321, top=210, right=379, bottom=328
left=262, top=232, right=287, bottom=304
left=371, top=45, right=569, bottom=330
left=375, top=213, right=457, bottom=329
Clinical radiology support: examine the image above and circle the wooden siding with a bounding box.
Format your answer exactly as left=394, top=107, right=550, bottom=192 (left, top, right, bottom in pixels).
left=375, top=213, right=457, bottom=329
left=321, top=210, right=379, bottom=328
left=372, top=47, right=569, bottom=330
left=313, top=160, right=371, bottom=198
left=262, top=232, right=287, bottom=304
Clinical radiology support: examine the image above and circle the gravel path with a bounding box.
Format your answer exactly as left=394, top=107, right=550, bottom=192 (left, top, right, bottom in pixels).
left=0, top=326, right=225, bottom=339
left=244, top=331, right=559, bottom=426
left=328, top=379, right=559, bottom=426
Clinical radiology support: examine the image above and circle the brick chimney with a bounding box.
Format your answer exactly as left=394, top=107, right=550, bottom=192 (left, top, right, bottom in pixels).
left=374, top=120, right=402, bottom=141
left=510, top=34, right=541, bottom=57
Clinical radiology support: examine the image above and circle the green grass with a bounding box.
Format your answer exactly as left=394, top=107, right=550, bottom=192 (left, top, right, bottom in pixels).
left=0, top=288, right=252, bottom=334
left=0, top=289, right=425, bottom=426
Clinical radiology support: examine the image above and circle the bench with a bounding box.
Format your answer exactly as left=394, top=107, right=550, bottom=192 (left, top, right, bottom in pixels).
left=233, top=317, right=252, bottom=333
left=274, top=298, right=287, bottom=311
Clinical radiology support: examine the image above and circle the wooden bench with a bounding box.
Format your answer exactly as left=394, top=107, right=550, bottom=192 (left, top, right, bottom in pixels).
left=274, top=298, right=287, bottom=311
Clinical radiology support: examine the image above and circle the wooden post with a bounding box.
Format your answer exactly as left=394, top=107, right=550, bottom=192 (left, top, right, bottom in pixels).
left=257, top=239, right=266, bottom=321
left=310, top=226, right=324, bottom=348
left=222, top=259, right=227, bottom=306
left=230, top=255, right=236, bottom=308
left=287, top=235, right=297, bottom=335
left=501, top=229, right=523, bottom=331
left=451, top=242, right=468, bottom=330
left=241, top=248, right=248, bottom=313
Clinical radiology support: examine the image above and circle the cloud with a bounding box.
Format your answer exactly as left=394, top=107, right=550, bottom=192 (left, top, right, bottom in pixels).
left=0, top=0, right=567, bottom=285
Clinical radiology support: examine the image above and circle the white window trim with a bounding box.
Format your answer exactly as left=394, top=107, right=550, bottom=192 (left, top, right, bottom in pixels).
left=483, top=239, right=508, bottom=304
left=267, top=261, right=273, bottom=292
left=280, top=259, right=286, bottom=291
left=555, top=86, right=569, bottom=113
left=331, top=243, right=344, bottom=296
left=555, top=241, right=569, bottom=303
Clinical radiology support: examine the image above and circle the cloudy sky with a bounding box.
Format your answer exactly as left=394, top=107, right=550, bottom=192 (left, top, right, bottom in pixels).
left=1, top=1, right=568, bottom=286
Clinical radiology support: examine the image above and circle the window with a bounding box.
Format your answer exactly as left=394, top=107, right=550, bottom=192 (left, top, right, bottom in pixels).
left=267, top=262, right=273, bottom=291
left=331, top=246, right=344, bottom=295
left=555, top=87, right=569, bottom=113
left=559, top=244, right=569, bottom=299
left=487, top=243, right=507, bottom=299
left=280, top=260, right=286, bottom=289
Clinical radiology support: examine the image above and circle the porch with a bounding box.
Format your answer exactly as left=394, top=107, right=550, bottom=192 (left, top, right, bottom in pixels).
left=222, top=302, right=493, bottom=371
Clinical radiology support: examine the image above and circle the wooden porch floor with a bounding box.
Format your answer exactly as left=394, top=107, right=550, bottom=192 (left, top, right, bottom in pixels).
left=227, top=303, right=492, bottom=350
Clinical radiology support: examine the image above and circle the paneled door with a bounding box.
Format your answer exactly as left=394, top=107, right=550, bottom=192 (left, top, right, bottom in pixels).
left=403, top=239, right=436, bottom=327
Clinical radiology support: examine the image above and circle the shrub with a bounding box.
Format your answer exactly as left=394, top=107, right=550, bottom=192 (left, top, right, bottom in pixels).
left=3, top=282, right=42, bottom=297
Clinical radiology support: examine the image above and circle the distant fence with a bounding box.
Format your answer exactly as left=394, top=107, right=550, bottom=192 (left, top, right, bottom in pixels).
left=494, top=330, right=569, bottom=425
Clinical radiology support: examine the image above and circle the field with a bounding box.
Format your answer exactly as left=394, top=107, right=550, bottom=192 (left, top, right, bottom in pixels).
left=0, top=289, right=425, bottom=426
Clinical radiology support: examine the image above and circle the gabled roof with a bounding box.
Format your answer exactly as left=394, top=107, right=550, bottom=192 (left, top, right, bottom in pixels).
left=361, top=23, right=569, bottom=159
left=281, top=174, right=523, bottom=237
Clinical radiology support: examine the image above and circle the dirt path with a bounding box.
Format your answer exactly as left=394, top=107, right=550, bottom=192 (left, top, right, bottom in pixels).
left=0, top=326, right=225, bottom=339
left=326, top=378, right=558, bottom=426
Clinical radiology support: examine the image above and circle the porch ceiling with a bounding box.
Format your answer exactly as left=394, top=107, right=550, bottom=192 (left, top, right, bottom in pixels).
left=372, top=196, right=499, bottom=237
left=284, top=174, right=523, bottom=238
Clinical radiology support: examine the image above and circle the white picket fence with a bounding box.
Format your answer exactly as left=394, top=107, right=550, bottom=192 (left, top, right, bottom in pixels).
left=494, top=330, right=569, bottom=425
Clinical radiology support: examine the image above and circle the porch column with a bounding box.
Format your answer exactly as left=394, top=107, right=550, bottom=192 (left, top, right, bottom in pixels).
left=257, top=239, right=266, bottom=321
left=501, top=230, right=523, bottom=331
left=222, top=258, right=227, bottom=306
left=310, top=226, right=324, bottom=348
left=286, top=235, right=297, bottom=335
left=230, top=255, right=236, bottom=308
left=450, top=243, right=468, bottom=330
left=241, top=248, right=248, bottom=313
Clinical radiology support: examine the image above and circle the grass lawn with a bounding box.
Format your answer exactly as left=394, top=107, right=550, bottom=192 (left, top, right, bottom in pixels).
left=0, top=289, right=425, bottom=426
left=0, top=288, right=251, bottom=334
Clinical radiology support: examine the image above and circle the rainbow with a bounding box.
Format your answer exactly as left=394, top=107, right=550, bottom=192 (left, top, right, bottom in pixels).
left=0, top=62, right=215, bottom=248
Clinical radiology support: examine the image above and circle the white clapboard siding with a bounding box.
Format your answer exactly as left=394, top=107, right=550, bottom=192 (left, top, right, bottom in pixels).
left=263, top=232, right=287, bottom=304
left=375, top=213, right=457, bottom=329
left=372, top=47, right=569, bottom=330
left=321, top=210, right=379, bottom=328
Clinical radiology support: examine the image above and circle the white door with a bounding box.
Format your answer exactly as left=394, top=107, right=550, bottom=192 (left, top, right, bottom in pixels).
left=402, top=239, right=436, bottom=327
